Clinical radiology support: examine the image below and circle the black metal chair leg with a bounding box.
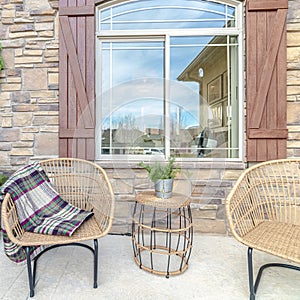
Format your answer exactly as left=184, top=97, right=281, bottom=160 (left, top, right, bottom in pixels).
left=247, top=247, right=300, bottom=299
left=33, top=257, right=38, bottom=288
left=247, top=247, right=255, bottom=300
left=93, top=239, right=98, bottom=288
left=25, top=247, right=35, bottom=298
left=24, top=242, right=100, bottom=295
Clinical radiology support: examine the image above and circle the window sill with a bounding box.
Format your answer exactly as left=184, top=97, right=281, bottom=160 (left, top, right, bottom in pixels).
left=95, top=160, right=246, bottom=170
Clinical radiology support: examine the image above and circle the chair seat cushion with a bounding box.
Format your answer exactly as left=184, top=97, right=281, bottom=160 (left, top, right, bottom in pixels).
left=243, top=220, right=300, bottom=264
left=19, top=215, right=104, bottom=247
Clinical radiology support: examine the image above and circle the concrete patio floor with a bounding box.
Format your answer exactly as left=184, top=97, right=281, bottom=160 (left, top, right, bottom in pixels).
left=1, top=233, right=300, bottom=300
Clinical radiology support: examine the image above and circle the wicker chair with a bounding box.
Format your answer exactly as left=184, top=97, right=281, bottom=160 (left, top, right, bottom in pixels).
left=226, top=159, right=300, bottom=300
left=1, top=158, right=115, bottom=297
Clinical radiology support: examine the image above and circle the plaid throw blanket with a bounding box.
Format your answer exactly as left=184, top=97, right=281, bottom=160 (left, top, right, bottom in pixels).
left=1, top=162, right=93, bottom=263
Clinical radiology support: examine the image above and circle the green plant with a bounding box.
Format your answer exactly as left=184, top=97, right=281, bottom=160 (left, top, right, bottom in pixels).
left=0, top=173, right=8, bottom=203
left=0, top=42, right=4, bottom=71
left=0, top=173, right=8, bottom=186
left=138, top=157, right=180, bottom=182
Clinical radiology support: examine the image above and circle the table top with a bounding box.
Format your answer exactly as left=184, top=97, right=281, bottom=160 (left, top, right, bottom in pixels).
left=135, top=191, right=191, bottom=208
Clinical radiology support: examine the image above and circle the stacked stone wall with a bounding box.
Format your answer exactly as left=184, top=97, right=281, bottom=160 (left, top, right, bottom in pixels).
left=287, top=0, right=300, bottom=155
left=0, top=0, right=59, bottom=172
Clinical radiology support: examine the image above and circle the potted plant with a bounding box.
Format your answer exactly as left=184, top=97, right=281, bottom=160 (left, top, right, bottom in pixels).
left=0, top=42, right=4, bottom=71
left=138, top=157, right=180, bottom=198
left=0, top=173, right=8, bottom=228
left=0, top=173, right=8, bottom=200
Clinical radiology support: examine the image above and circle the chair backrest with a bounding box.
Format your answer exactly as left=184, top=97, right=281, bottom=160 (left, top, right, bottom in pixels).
left=226, top=159, right=300, bottom=238
left=40, top=158, right=115, bottom=232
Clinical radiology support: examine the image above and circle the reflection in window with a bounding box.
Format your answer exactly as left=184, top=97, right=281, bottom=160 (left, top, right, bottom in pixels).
left=100, top=42, right=164, bottom=155
left=96, top=0, right=243, bottom=159
left=175, top=35, right=239, bottom=158
left=99, top=0, right=236, bottom=30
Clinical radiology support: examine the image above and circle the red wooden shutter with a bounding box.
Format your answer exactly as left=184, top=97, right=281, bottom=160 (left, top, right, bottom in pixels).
left=246, top=0, right=288, bottom=162
left=59, top=0, right=95, bottom=160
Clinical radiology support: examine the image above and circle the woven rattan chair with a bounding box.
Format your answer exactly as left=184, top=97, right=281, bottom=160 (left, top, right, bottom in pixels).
left=1, top=158, right=115, bottom=297
left=226, top=159, right=300, bottom=300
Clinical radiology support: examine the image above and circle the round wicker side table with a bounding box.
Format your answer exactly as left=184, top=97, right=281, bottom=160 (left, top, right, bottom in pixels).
left=131, top=191, right=193, bottom=278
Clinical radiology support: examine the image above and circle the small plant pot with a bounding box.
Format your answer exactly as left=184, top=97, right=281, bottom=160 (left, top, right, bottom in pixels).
left=155, top=179, right=173, bottom=199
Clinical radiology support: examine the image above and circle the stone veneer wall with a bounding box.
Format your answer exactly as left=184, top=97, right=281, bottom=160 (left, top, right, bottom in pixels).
left=0, top=0, right=300, bottom=234
left=0, top=0, right=59, bottom=170
left=287, top=0, right=300, bottom=156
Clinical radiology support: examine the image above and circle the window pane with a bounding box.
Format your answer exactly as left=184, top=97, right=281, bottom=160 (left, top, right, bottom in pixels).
left=100, top=41, right=165, bottom=155
left=100, top=0, right=236, bottom=31
left=173, top=35, right=239, bottom=158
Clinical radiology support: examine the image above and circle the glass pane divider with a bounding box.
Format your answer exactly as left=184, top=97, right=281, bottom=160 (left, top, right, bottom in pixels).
left=165, top=34, right=171, bottom=159
left=96, top=28, right=241, bottom=38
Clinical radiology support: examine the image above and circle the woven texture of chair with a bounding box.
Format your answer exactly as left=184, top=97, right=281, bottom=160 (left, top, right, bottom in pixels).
left=226, top=159, right=300, bottom=300
left=1, top=158, right=115, bottom=297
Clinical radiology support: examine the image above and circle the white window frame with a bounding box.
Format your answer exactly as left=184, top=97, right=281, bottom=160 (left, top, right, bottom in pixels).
left=95, top=0, right=244, bottom=162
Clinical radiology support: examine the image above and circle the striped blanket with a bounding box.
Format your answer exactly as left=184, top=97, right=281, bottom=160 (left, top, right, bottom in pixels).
left=1, top=162, right=93, bottom=263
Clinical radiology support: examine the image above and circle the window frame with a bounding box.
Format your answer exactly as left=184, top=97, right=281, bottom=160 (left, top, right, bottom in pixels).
left=95, top=0, right=245, bottom=162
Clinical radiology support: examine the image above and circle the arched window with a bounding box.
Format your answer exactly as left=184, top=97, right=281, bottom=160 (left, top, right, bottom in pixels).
left=96, top=0, right=243, bottom=160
